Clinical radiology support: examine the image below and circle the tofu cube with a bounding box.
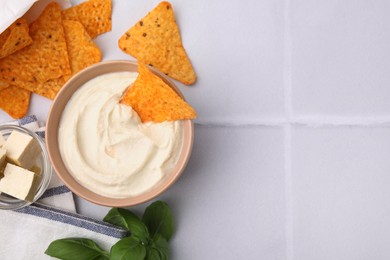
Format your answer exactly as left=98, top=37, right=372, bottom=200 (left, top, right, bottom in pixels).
left=0, top=135, right=5, bottom=147
left=3, top=130, right=39, bottom=169
left=0, top=163, right=39, bottom=202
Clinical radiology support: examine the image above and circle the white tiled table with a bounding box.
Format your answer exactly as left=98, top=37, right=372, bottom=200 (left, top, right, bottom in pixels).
left=1, top=0, right=390, bottom=259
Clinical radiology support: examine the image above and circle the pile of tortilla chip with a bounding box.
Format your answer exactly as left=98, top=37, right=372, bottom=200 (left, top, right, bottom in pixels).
left=0, top=0, right=112, bottom=119
left=119, top=1, right=197, bottom=123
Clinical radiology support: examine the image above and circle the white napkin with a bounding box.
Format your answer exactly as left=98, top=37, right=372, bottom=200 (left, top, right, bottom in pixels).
left=0, top=116, right=127, bottom=259
left=0, top=0, right=37, bottom=34
left=0, top=0, right=72, bottom=34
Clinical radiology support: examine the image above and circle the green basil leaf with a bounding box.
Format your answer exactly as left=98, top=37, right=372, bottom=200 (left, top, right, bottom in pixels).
left=142, top=201, right=174, bottom=241
left=103, top=208, right=149, bottom=242
left=110, top=236, right=146, bottom=260
left=45, top=238, right=109, bottom=260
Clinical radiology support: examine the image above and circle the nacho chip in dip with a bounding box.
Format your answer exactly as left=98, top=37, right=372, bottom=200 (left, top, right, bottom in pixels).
left=120, top=63, right=196, bottom=123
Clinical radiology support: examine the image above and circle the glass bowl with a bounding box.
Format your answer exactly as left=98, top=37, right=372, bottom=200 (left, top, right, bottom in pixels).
left=0, top=125, right=52, bottom=210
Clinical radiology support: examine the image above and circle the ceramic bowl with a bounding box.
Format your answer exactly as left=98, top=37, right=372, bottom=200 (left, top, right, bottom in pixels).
left=46, top=60, right=193, bottom=207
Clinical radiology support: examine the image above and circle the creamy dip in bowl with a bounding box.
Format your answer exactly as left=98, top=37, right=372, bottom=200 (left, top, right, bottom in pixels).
left=59, top=72, right=183, bottom=198
left=46, top=61, right=193, bottom=207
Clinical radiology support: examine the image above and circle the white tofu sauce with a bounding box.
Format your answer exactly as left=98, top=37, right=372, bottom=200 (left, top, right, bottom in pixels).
left=58, top=72, right=183, bottom=198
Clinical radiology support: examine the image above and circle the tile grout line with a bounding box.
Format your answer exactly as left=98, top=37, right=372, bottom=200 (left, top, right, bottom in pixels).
left=283, top=0, right=294, bottom=258
left=284, top=124, right=294, bottom=260
left=194, top=116, right=390, bottom=128
left=290, top=115, right=390, bottom=127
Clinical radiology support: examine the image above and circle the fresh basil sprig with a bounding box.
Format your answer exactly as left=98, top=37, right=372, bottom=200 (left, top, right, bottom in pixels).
left=45, top=200, right=174, bottom=260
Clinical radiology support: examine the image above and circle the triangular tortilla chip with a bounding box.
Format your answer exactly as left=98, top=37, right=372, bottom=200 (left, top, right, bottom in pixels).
left=118, top=1, right=196, bottom=85
left=0, top=86, right=31, bottom=119
left=62, top=0, right=112, bottom=38
left=120, top=63, right=196, bottom=123
left=19, top=20, right=102, bottom=99
left=0, top=2, right=70, bottom=86
left=0, top=18, right=32, bottom=59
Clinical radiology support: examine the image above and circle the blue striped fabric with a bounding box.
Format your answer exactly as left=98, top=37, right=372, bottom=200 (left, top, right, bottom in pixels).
left=39, top=185, right=72, bottom=200
left=16, top=203, right=128, bottom=239
left=18, top=115, right=37, bottom=125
